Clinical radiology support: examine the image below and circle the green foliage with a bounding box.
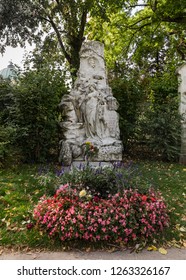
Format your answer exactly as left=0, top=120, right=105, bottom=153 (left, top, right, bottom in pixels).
left=88, top=0, right=186, bottom=74
left=110, top=73, right=144, bottom=149
left=58, top=163, right=150, bottom=198
left=0, top=79, right=18, bottom=165
left=0, top=0, right=125, bottom=78
left=136, top=74, right=181, bottom=161
left=0, top=125, right=16, bottom=166
left=13, top=65, right=68, bottom=162
left=0, top=78, right=15, bottom=124
left=0, top=54, right=69, bottom=164
left=149, top=71, right=178, bottom=105
left=138, top=104, right=181, bottom=161
left=0, top=0, right=39, bottom=54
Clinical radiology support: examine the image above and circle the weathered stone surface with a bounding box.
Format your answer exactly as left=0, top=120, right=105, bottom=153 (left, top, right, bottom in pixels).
left=59, top=41, right=123, bottom=165
left=176, top=63, right=186, bottom=164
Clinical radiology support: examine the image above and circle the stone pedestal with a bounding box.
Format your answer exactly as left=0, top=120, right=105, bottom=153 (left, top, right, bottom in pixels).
left=71, top=161, right=114, bottom=169
left=59, top=41, right=123, bottom=165
left=179, top=122, right=186, bottom=164
left=176, top=63, right=186, bottom=164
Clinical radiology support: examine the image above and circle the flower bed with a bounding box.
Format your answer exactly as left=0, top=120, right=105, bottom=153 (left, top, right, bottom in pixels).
left=33, top=185, right=169, bottom=244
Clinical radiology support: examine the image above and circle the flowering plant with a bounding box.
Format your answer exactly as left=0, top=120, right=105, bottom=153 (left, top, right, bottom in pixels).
left=33, top=186, right=169, bottom=244
left=84, top=141, right=99, bottom=161
left=56, top=161, right=151, bottom=199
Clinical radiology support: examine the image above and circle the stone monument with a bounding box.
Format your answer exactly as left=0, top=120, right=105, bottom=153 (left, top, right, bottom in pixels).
left=176, top=63, right=186, bottom=164
left=59, top=41, right=123, bottom=166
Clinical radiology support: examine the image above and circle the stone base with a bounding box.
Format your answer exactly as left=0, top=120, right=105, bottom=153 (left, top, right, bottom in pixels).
left=97, top=144, right=123, bottom=161
left=71, top=161, right=121, bottom=169
left=84, top=138, right=123, bottom=162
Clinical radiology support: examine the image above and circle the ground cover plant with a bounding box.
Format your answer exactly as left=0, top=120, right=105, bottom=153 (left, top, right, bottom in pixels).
left=34, top=186, right=169, bottom=245
left=0, top=161, right=185, bottom=252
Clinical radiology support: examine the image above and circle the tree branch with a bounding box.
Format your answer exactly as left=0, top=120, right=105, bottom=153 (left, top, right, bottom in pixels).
left=78, top=8, right=88, bottom=40
left=128, top=16, right=152, bottom=29
left=47, top=15, right=72, bottom=64
left=125, top=21, right=153, bottom=55
left=150, top=0, right=158, bottom=12
left=161, top=15, right=186, bottom=24
left=128, top=4, right=149, bottom=8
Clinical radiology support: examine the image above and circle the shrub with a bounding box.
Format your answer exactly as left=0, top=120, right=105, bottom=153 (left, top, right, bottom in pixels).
left=0, top=125, right=18, bottom=166
left=111, top=76, right=143, bottom=150
left=57, top=162, right=151, bottom=198
left=132, top=72, right=181, bottom=161
left=137, top=99, right=181, bottom=161
left=33, top=186, right=169, bottom=244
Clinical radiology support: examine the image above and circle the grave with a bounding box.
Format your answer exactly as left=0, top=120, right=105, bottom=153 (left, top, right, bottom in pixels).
left=59, top=41, right=123, bottom=166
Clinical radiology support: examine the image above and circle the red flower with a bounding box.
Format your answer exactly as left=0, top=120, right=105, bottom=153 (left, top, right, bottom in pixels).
left=141, top=195, right=147, bottom=202
left=26, top=223, right=34, bottom=230
left=150, top=197, right=156, bottom=202
left=93, top=196, right=100, bottom=203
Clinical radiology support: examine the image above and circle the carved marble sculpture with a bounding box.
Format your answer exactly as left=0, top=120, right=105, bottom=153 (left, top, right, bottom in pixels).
left=59, top=41, right=123, bottom=165
left=176, top=63, right=186, bottom=164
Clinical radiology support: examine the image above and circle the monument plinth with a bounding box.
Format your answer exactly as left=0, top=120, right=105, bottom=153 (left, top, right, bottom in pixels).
left=176, top=63, right=186, bottom=165
left=59, top=41, right=123, bottom=165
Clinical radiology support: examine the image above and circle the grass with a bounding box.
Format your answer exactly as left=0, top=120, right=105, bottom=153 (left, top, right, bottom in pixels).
left=0, top=161, right=185, bottom=251
left=137, top=161, right=186, bottom=245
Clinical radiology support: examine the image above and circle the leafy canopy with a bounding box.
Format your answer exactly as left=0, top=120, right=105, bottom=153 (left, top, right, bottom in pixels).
left=0, top=0, right=125, bottom=78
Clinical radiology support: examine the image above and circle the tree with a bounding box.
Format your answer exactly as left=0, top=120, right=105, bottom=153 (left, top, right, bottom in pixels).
left=0, top=0, right=39, bottom=51
left=0, top=0, right=125, bottom=79
left=88, top=0, right=186, bottom=72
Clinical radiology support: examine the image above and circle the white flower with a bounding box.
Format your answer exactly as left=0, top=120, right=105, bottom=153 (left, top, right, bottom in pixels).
left=87, top=194, right=92, bottom=200
left=79, top=189, right=87, bottom=198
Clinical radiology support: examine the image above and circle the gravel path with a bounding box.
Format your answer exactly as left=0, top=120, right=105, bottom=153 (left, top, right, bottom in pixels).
left=0, top=248, right=185, bottom=260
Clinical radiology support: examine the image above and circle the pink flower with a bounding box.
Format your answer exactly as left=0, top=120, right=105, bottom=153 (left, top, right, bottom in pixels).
left=101, top=220, right=106, bottom=226
left=132, top=233, right=137, bottom=240
left=69, top=206, right=75, bottom=215
left=79, top=224, right=84, bottom=230
left=141, top=195, right=148, bottom=202
left=124, top=228, right=133, bottom=236
left=56, top=184, right=69, bottom=195
left=77, top=214, right=84, bottom=221
left=72, top=218, right=77, bottom=223
left=112, top=226, right=118, bottom=233
left=33, top=187, right=169, bottom=244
